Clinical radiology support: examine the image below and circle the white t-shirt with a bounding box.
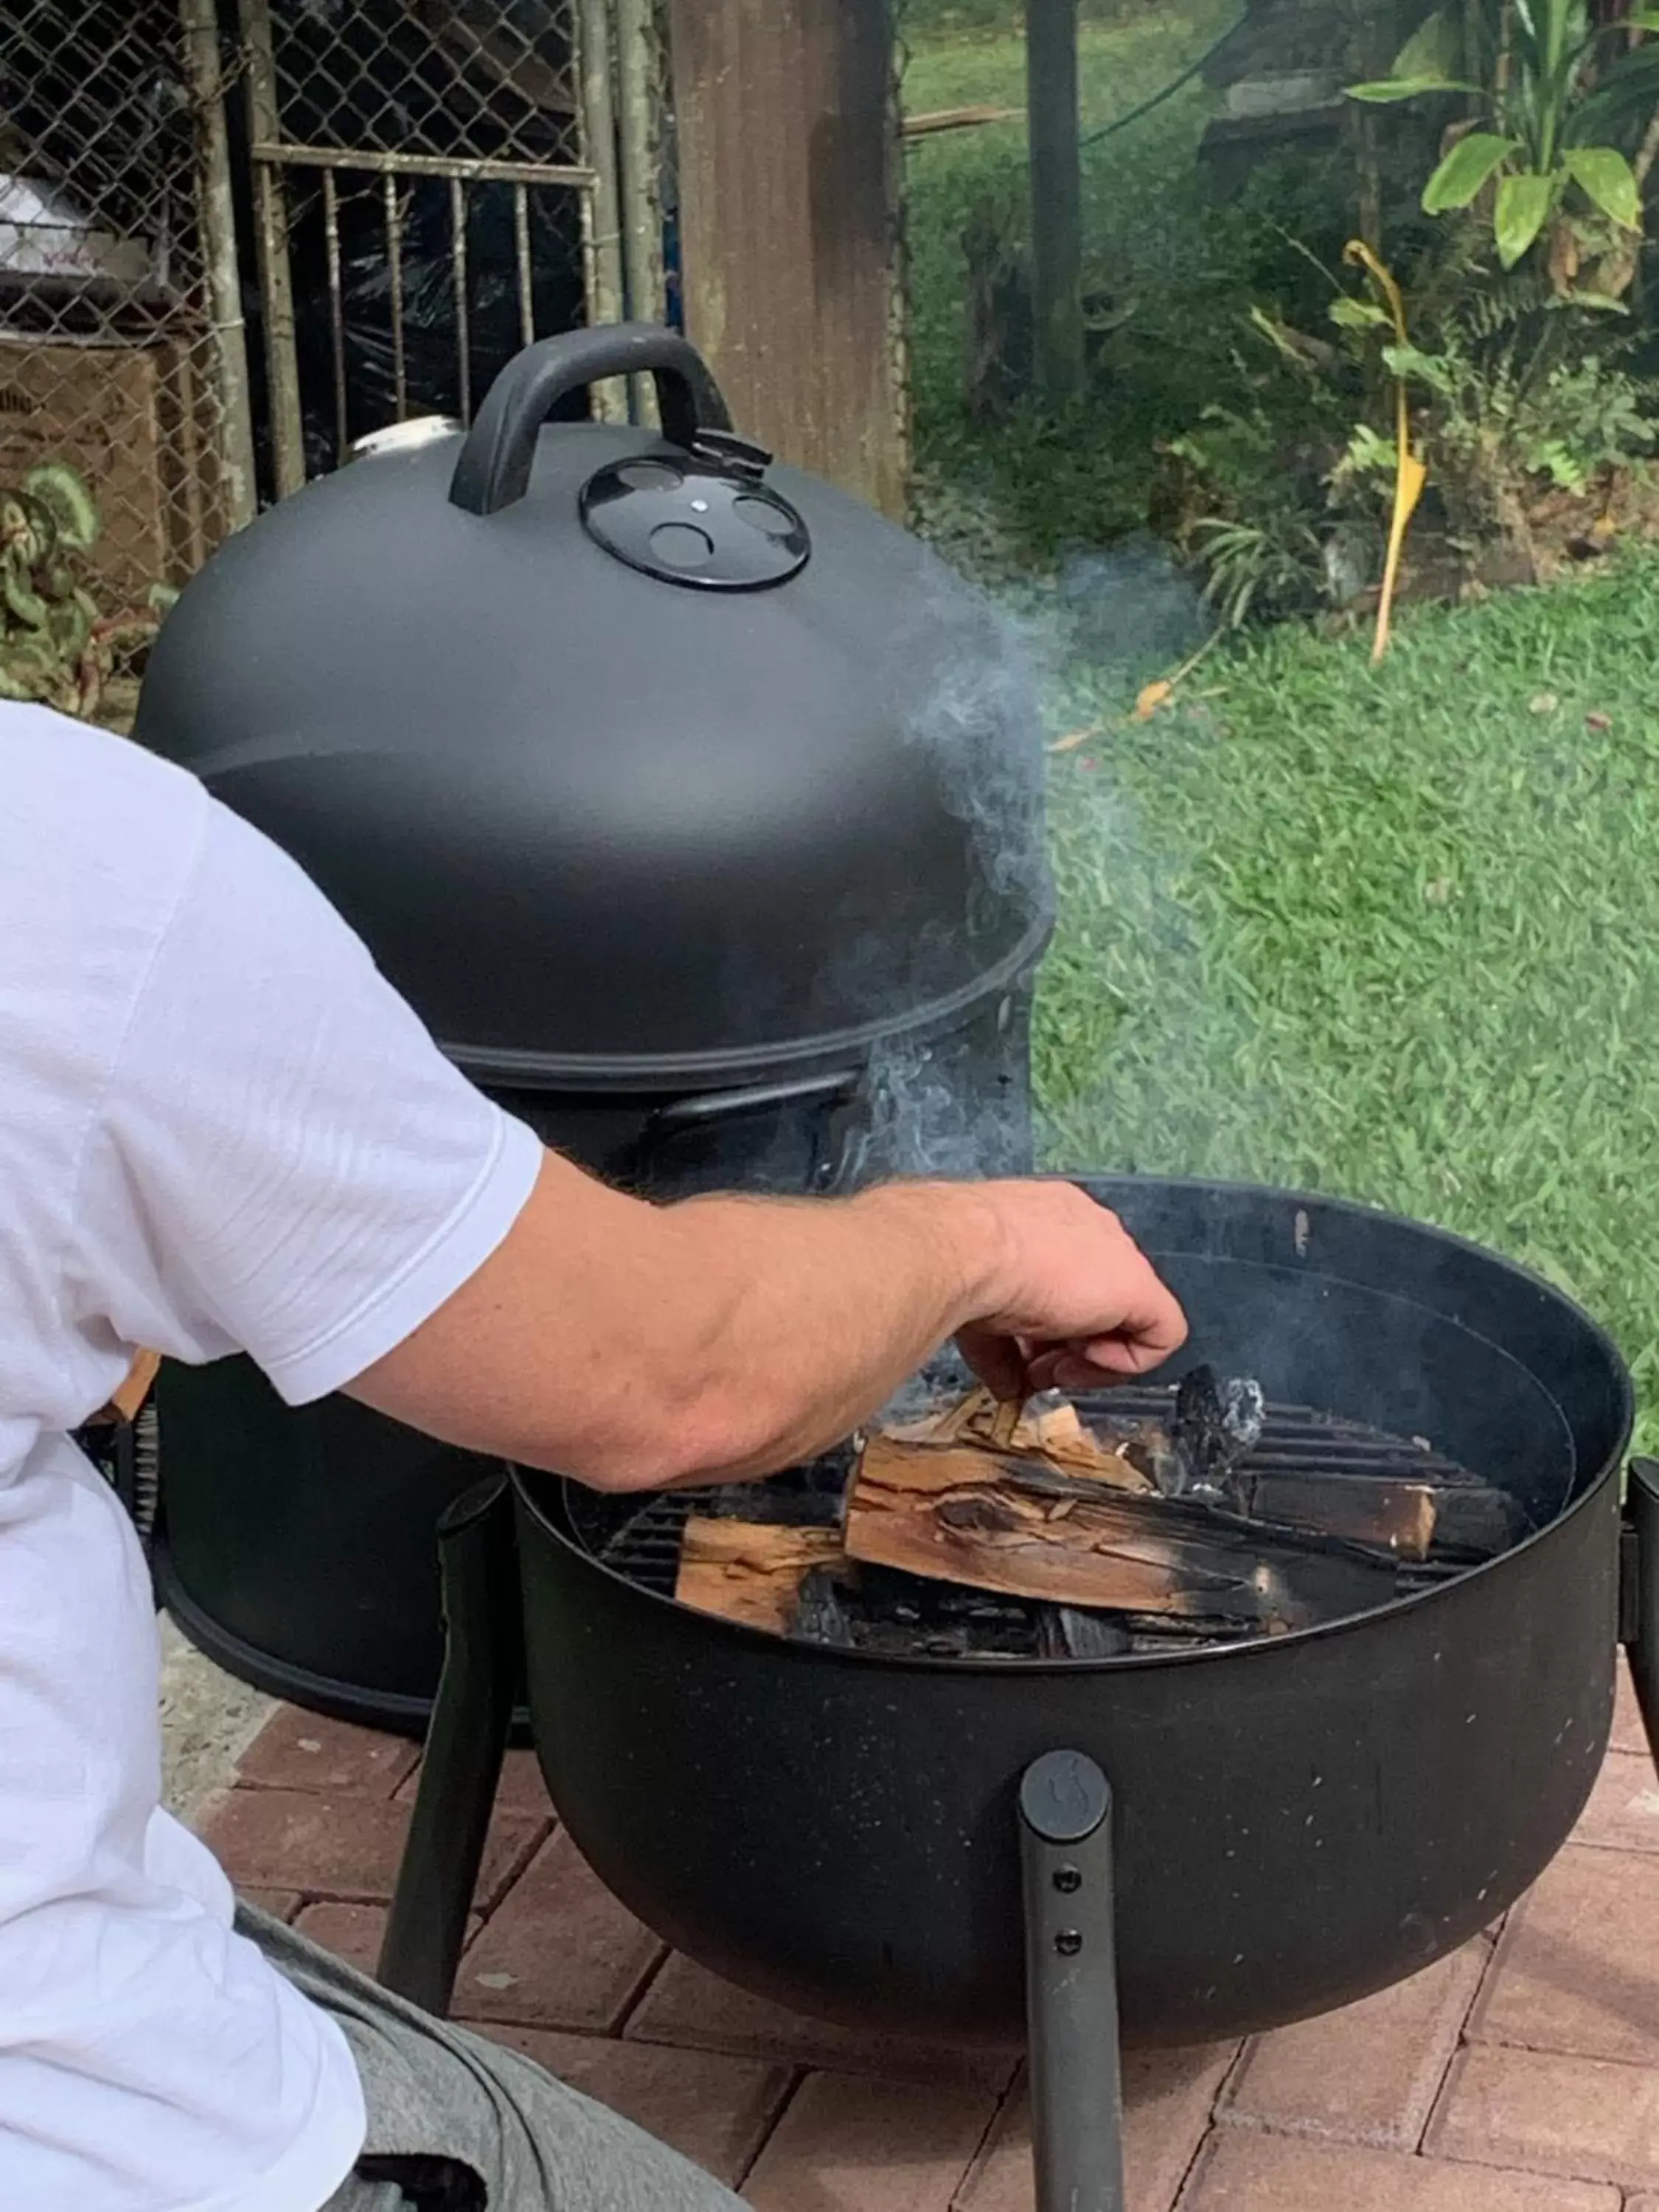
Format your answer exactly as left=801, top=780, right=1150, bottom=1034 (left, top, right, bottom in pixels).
left=0, top=703, right=543, bottom=2209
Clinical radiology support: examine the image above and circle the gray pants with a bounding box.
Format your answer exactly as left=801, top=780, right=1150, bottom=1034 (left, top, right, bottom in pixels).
left=237, top=1905, right=745, bottom=2212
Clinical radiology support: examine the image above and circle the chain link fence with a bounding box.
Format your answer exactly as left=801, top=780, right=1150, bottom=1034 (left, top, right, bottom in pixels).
left=0, top=0, right=639, bottom=722
left=1, top=0, right=232, bottom=639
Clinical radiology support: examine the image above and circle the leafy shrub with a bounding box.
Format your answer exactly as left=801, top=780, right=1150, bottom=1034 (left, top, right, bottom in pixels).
left=0, top=462, right=173, bottom=718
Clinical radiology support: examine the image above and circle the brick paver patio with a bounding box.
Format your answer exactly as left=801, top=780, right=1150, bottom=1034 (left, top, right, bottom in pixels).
left=195, top=1660, right=1659, bottom=2211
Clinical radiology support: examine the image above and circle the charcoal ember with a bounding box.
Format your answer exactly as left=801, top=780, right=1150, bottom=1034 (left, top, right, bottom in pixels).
left=1428, top=1482, right=1532, bottom=1561
left=1220, top=1377, right=1265, bottom=1453
left=1131, top=1365, right=1262, bottom=1503
left=1036, top=1607, right=1132, bottom=1660
left=840, top=1562, right=1045, bottom=1658
left=790, top=1568, right=858, bottom=1647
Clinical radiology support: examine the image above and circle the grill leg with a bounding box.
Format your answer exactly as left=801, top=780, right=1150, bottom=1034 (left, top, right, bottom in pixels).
left=378, top=1473, right=521, bottom=2014
left=1622, top=1460, right=1659, bottom=1766
left=1020, top=1750, right=1124, bottom=2212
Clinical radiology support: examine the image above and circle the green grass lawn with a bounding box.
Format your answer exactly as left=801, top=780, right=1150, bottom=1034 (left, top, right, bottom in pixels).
left=904, top=10, right=1659, bottom=1439
left=1033, top=557, right=1659, bottom=1444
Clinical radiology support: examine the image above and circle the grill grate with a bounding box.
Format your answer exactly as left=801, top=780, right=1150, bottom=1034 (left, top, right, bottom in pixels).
left=563, top=1388, right=1491, bottom=1658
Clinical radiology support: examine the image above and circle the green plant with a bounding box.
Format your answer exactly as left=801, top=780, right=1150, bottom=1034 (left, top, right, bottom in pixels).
left=1349, top=1, right=1659, bottom=285
left=1185, top=512, right=1329, bottom=626
left=1333, top=266, right=1659, bottom=561
left=0, top=463, right=171, bottom=718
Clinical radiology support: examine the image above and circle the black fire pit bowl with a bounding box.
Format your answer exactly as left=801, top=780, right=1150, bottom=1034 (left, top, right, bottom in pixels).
left=504, top=1176, right=1632, bottom=2051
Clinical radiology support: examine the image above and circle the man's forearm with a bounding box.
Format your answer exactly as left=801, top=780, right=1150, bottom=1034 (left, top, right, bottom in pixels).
left=351, top=1155, right=1003, bottom=1489
left=650, top=1180, right=1009, bottom=1484
left=350, top=1147, right=1185, bottom=1492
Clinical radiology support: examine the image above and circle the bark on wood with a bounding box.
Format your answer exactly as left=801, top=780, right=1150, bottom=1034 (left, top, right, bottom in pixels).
left=675, top=1519, right=846, bottom=1634
left=886, top=1385, right=1155, bottom=1489
left=844, top=1436, right=1399, bottom=1630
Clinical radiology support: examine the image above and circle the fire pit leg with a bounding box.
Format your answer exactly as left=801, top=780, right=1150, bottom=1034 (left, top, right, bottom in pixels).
left=378, top=1473, right=521, bottom=2014
left=1019, top=1750, right=1124, bottom=2212
left=1623, top=1459, right=1659, bottom=1762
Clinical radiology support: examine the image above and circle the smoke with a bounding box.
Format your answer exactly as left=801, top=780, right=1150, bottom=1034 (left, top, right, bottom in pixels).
left=1053, top=534, right=1211, bottom=686
left=852, top=532, right=1228, bottom=1188
left=695, top=531, right=1238, bottom=1207
left=893, top=584, right=1050, bottom=926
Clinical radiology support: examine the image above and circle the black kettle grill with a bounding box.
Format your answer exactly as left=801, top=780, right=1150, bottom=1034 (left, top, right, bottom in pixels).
left=133, top=324, right=1053, bottom=1728
left=377, top=1174, right=1656, bottom=2212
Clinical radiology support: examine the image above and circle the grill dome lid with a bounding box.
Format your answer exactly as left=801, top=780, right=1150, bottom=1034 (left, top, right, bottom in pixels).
left=135, top=325, right=1051, bottom=1089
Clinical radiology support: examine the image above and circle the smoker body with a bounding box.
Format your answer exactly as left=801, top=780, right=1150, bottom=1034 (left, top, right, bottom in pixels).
left=135, top=324, right=1052, bottom=1728
left=508, top=1176, right=1631, bottom=2046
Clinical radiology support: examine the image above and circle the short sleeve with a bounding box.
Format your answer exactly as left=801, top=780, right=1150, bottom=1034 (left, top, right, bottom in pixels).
left=68, top=796, right=543, bottom=1404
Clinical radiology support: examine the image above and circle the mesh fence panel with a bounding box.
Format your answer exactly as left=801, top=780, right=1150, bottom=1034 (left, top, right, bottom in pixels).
left=0, top=0, right=230, bottom=644
left=244, top=0, right=602, bottom=487
left=0, top=0, right=611, bottom=707
left=265, top=0, right=585, bottom=165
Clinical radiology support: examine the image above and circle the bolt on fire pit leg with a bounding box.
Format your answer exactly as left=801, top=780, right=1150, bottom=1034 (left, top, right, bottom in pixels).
left=1019, top=1750, right=1125, bottom=2212
left=378, top=1472, right=521, bottom=2015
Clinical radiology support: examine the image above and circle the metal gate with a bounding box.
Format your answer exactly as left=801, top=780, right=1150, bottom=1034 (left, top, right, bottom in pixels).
left=237, top=0, right=654, bottom=497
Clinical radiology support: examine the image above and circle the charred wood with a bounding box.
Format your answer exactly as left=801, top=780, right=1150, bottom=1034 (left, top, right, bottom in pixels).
left=844, top=1436, right=1401, bottom=1631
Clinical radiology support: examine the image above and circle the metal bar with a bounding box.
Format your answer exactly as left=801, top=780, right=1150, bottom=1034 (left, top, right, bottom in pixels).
left=178, top=0, right=257, bottom=532
left=513, top=181, right=534, bottom=349
left=1026, top=0, right=1085, bottom=404
left=615, top=0, right=664, bottom=422
left=242, top=0, right=306, bottom=497
left=1623, top=1460, right=1659, bottom=1762
left=378, top=1476, right=522, bottom=2015
left=576, top=0, right=627, bottom=422
left=251, top=141, right=594, bottom=189
left=450, top=176, right=472, bottom=424
left=1020, top=1750, right=1125, bottom=2212
left=321, top=168, right=348, bottom=464
left=384, top=172, right=408, bottom=419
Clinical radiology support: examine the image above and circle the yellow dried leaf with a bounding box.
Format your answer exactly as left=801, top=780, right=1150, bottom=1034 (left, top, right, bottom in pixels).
left=1399, top=451, right=1427, bottom=526
left=1048, top=723, right=1102, bottom=754
left=1133, top=679, right=1172, bottom=722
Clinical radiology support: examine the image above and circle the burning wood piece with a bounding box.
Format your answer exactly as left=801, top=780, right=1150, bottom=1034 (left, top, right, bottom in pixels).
left=844, top=1436, right=1399, bottom=1632
left=1233, top=1467, right=1438, bottom=1559
left=675, top=1520, right=846, bottom=1634
left=885, top=1384, right=1156, bottom=1492
left=1108, top=1371, right=1521, bottom=1565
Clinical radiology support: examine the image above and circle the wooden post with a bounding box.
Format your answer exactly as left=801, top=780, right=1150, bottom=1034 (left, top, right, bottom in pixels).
left=179, top=0, right=257, bottom=532
left=1026, top=0, right=1084, bottom=404
left=666, top=0, right=908, bottom=518
left=576, top=0, right=630, bottom=424
left=241, top=0, right=306, bottom=498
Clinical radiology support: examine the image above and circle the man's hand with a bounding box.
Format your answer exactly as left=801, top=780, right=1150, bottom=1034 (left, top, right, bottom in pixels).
left=954, top=1182, right=1187, bottom=1403
left=351, top=1152, right=1187, bottom=1492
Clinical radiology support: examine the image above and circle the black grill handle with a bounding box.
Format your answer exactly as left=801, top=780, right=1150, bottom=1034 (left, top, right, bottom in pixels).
left=647, top=1068, right=863, bottom=1135
left=449, top=324, right=735, bottom=518
left=639, top=1068, right=868, bottom=1198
